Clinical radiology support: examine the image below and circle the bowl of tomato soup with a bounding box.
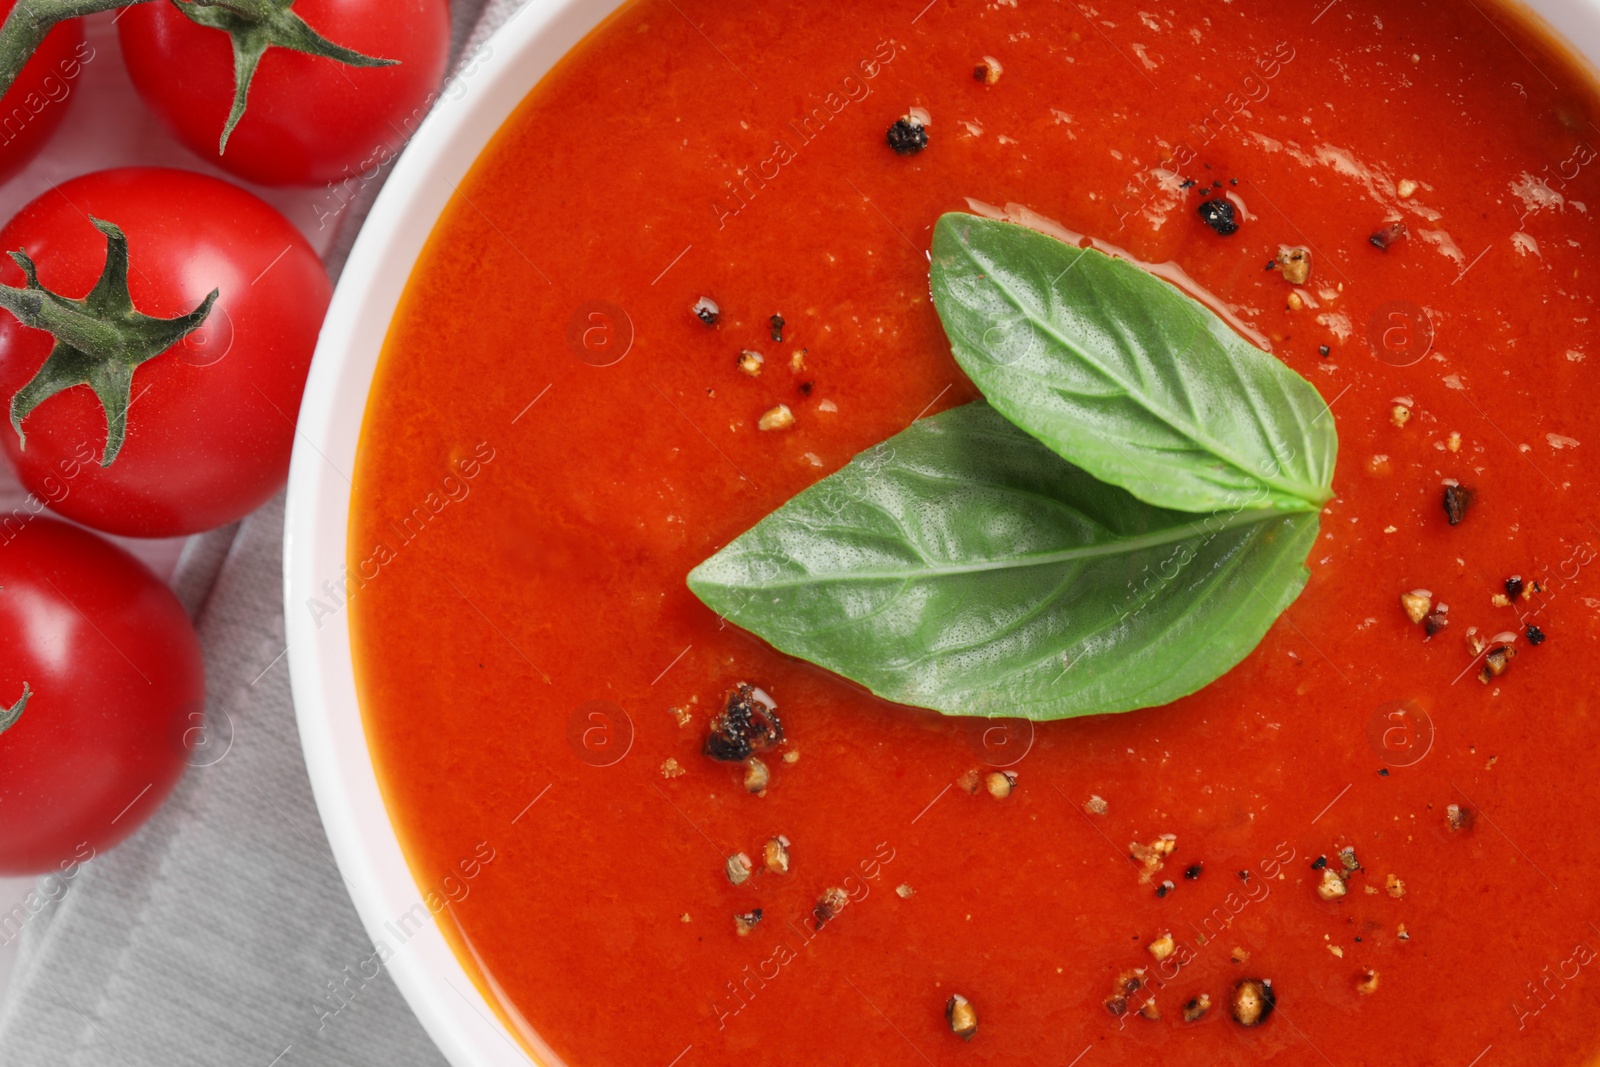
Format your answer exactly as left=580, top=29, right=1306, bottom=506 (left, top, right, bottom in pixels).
left=287, top=1, right=1600, bottom=1064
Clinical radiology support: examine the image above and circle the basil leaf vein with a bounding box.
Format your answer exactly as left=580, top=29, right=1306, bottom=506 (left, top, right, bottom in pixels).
left=930, top=213, right=1337, bottom=515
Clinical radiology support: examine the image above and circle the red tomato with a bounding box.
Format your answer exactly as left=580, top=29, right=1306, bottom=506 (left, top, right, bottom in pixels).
left=0, top=167, right=331, bottom=537
left=0, top=2, right=85, bottom=185
left=0, top=517, right=204, bottom=875
left=117, top=0, right=450, bottom=187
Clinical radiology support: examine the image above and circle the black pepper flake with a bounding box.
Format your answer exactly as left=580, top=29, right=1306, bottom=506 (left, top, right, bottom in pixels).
left=1505, top=575, right=1525, bottom=600
left=1197, top=198, right=1239, bottom=236
left=1370, top=221, right=1408, bottom=251
left=1231, top=978, right=1276, bottom=1027
left=1265, top=259, right=1277, bottom=270
left=1180, top=178, right=1197, bottom=190
left=1527, top=625, right=1546, bottom=646
left=946, top=995, right=978, bottom=1041
left=1378, top=768, right=1390, bottom=777
left=1155, top=880, right=1174, bottom=898
left=812, top=889, right=847, bottom=929
left=1229, top=177, right=1239, bottom=185
left=770, top=313, right=785, bottom=343
left=1479, top=644, right=1515, bottom=683
left=1319, top=344, right=1331, bottom=357
left=886, top=117, right=928, bottom=155
left=1442, top=484, right=1473, bottom=526
left=799, top=381, right=814, bottom=396
left=692, top=297, right=720, bottom=327
left=1424, top=610, right=1449, bottom=638
left=1238, top=870, right=1251, bottom=881
left=703, top=683, right=785, bottom=762
left=1185, top=863, right=1203, bottom=880
left=1311, top=855, right=1328, bottom=870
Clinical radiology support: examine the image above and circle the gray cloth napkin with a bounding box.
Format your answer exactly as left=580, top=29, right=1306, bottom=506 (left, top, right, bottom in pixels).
left=0, top=2, right=532, bottom=1063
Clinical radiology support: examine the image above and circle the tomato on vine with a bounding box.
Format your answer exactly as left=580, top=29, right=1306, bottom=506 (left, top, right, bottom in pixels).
left=0, top=167, right=330, bottom=537
left=118, top=0, right=450, bottom=186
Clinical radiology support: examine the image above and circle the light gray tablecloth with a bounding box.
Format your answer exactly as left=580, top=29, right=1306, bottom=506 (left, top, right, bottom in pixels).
left=0, top=3, right=528, bottom=1063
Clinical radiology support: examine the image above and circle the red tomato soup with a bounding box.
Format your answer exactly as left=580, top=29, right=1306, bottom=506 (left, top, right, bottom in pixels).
left=348, top=0, right=1600, bottom=1063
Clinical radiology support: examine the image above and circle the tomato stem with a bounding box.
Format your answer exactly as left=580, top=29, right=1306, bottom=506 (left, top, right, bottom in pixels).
left=0, top=0, right=151, bottom=101
left=1, top=682, right=30, bottom=735
left=171, top=0, right=398, bottom=153
left=0, top=217, right=218, bottom=468
left=0, top=0, right=396, bottom=146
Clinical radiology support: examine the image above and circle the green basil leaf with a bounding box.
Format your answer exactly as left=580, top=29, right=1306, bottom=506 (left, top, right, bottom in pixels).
left=687, top=403, right=1318, bottom=720
left=930, top=213, right=1337, bottom=514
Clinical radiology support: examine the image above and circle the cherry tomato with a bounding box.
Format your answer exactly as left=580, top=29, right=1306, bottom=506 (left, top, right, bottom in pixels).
left=117, top=0, right=450, bottom=187
left=0, top=2, right=85, bottom=185
left=0, top=167, right=331, bottom=537
left=0, top=517, right=204, bottom=875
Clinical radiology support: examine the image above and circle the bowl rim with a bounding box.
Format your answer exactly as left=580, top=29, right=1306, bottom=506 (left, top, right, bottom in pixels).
left=282, top=2, right=616, bottom=1064
left=283, top=1, right=1600, bottom=1065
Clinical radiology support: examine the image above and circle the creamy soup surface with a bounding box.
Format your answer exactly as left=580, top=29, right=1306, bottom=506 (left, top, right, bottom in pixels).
left=349, top=1, right=1600, bottom=1063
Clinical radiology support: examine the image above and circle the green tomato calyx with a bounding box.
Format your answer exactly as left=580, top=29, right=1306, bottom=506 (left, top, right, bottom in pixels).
left=173, top=0, right=399, bottom=153
left=0, top=217, right=219, bottom=468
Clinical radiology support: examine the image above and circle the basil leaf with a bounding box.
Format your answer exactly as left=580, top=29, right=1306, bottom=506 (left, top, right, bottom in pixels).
left=687, top=403, right=1318, bottom=721
left=930, top=213, right=1337, bottom=515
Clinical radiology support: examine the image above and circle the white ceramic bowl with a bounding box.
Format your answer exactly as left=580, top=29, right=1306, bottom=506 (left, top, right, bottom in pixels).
left=284, top=2, right=1600, bottom=1065
left=283, top=3, right=612, bottom=1064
